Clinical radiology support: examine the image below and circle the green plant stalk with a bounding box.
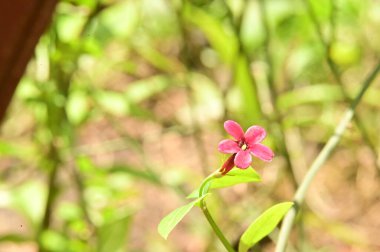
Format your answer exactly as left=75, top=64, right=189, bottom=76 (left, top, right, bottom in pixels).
left=222, top=0, right=264, bottom=123
left=184, top=77, right=211, bottom=175
left=275, top=61, right=380, bottom=252
left=303, top=0, right=380, bottom=173
left=199, top=171, right=236, bottom=252
left=258, top=0, right=299, bottom=189
left=174, top=2, right=212, bottom=175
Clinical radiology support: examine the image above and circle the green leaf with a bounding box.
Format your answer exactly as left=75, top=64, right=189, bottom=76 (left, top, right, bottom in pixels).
left=98, top=215, right=132, bottom=252
left=0, top=140, right=27, bottom=157
left=124, top=75, right=171, bottom=103
left=0, top=234, right=31, bottom=243
left=109, top=164, right=161, bottom=185
left=277, top=84, right=344, bottom=112
left=134, top=44, right=183, bottom=73
left=183, top=3, right=238, bottom=64
left=56, top=13, right=86, bottom=43
left=13, top=181, right=46, bottom=225
left=100, top=1, right=139, bottom=39
left=66, top=90, right=89, bottom=125
left=40, top=230, right=67, bottom=252
left=233, top=55, right=263, bottom=123
left=212, top=168, right=261, bottom=189
left=187, top=168, right=261, bottom=198
left=95, top=91, right=128, bottom=116
left=330, top=41, right=361, bottom=66
left=158, top=194, right=209, bottom=239
left=239, top=202, right=294, bottom=252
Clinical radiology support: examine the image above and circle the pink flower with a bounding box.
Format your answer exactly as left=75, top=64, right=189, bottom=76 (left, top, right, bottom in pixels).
left=218, top=120, right=274, bottom=173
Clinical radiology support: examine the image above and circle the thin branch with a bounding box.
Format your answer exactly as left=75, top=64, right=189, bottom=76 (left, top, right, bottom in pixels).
left=199, top=172, right=236, bottom=252
left=303, top=0, right=380, bottom=173
left=38, top=143, right=60, bottom=240
left=184, top=77, right=211, bottom=175
left=38, top=4, right=111, bottom=250
left=258, top=0, right=298, bottom=188
left=275, top=60, right=380, bottom=252
left=172, top=2, right=212, bottom=175
left=200, top=201, right=236, bottom=252
left=223, top=0, right=264, bottom=122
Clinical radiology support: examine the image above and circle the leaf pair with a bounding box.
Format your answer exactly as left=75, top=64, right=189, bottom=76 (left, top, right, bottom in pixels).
left=158, top=168, right=261, bottom=240
left=158, top=168, right=293, bottom=252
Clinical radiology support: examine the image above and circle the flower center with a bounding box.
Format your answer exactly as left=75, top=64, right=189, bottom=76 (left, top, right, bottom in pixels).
left=241, top=143, right=248, bottom=150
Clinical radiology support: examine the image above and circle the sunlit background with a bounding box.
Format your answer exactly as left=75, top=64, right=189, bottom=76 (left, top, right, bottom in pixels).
left=1, top=0, right=380, bottom=251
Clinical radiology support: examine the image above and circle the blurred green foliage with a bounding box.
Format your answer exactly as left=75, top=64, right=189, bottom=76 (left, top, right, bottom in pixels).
left=1, top=0, right=380, bottom=251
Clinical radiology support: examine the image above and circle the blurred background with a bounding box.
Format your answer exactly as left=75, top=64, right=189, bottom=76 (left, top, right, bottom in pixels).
left=1, top=0, right=380, bottom=251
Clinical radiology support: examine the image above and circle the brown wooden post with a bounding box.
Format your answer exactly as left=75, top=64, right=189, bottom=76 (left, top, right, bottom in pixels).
left=0, top=0, right=58, bottom=123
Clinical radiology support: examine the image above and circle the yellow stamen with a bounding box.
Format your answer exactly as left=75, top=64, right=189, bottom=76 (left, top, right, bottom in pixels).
left=241, top=143, right=247, bottom=150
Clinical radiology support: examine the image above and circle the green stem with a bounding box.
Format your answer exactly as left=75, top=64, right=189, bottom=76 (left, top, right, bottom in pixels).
left=199, top=171, right=235, bottom=252
left=275, top=61, right=380, bottom=252
left=303, top=0, right=380, bottom=174
left=258, top=0, right=299, bottom=189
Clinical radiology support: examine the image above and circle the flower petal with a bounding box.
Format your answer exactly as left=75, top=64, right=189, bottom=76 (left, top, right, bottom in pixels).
left=249, top=144, right=274, bottom=162
left=218, top=140, right=240, bottom=154
left=245, top=126, right=266, bottom=145
left=224, top=120, right=244, bottom=140
left=234, top=150, right=252, bottom=169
